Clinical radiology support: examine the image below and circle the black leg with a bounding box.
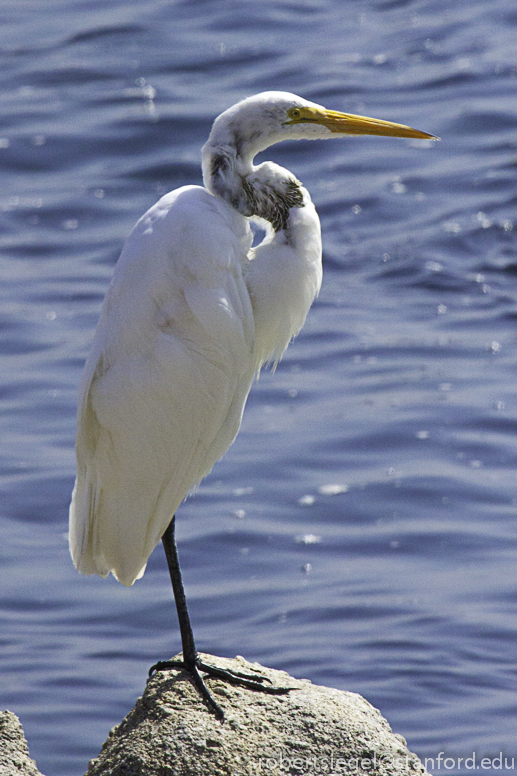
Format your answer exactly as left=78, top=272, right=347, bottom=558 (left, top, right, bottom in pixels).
left=149, top=515, right=292, bottom=720
left=161, top=515, right=197, bottom=669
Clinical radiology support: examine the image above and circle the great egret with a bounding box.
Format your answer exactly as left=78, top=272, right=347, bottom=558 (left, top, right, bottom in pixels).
left=69, top=91, right=436, bottom=718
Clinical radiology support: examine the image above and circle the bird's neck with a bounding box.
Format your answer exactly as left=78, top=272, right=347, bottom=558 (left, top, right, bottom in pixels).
left=202, top=142, right=253, bottom=216
left=202, top=142, right=304, bottom=233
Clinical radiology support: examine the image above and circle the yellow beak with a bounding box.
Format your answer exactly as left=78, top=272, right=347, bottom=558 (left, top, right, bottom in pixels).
left=286, top=106, right=438, bottom=140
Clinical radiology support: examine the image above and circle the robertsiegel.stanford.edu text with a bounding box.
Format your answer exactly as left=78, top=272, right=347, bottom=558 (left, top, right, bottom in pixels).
left=254, top=750, right=515, bottom=773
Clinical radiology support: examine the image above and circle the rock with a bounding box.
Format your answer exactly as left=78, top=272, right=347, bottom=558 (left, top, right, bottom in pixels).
left=0, top=710, right=45, bottom=776
left=85, top=654, right=429, bottom=776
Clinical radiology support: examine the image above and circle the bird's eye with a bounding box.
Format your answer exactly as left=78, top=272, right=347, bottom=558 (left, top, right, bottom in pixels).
left=288, top=108, right=302, bottom=120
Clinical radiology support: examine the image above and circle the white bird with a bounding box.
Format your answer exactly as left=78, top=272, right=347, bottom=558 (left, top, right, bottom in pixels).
left=69, top=91, right=436, bottom=717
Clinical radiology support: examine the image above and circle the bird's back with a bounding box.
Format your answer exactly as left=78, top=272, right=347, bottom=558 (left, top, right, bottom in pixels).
left=69, top=186, right=256, bottom=586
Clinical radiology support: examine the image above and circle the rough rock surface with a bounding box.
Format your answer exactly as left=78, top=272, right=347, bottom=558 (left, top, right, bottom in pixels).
left=85, top=654, right=429, bottom=776
left=0, top=710, right=45, bottom=776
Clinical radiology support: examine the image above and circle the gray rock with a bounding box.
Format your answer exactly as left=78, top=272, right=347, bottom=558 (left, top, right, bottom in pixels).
left=0, top=710, right=45, bottom=776
left=85, top=654, right=429, bottom=776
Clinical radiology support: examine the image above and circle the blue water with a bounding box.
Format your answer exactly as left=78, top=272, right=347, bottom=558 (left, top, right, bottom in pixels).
left=1, top=1, right=517, bottom=773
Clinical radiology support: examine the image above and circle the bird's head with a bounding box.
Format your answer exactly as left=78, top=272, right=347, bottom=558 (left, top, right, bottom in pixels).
left=204, top=91, right=437, bottom=162
left=202, top=91, right=437, bottom=224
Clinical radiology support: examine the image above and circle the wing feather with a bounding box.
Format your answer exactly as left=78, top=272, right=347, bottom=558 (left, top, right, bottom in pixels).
left=70, top=186, right=255, bottom=586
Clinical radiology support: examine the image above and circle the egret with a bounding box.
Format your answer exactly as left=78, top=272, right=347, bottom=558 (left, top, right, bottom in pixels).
left=69, top=91, right=436, bottom=719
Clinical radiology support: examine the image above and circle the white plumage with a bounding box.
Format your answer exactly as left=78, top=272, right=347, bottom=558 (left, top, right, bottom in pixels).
left=69, top=91, right=435, bottom=588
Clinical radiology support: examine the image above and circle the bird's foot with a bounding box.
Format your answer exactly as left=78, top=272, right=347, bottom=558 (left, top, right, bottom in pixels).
left=149, top=656, right=292, bottom=720
left=149, top=658, right=226, bottom=719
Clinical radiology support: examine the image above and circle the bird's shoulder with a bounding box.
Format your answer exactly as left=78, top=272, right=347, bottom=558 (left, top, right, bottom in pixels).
left=124, top=185, right=252, bottom=276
